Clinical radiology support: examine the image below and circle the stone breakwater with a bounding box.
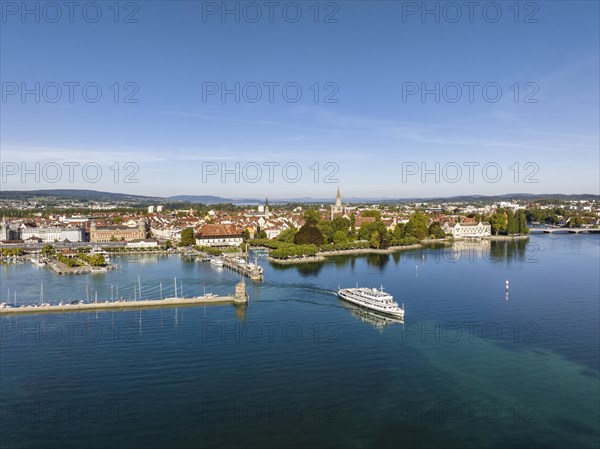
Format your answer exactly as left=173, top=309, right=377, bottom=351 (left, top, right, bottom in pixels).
left=0, top=295, right=246, bottom=315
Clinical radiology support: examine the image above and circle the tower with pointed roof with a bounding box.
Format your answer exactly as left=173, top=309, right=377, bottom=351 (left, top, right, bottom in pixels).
left=331, top=188, right=345, bottom=220
left=264, top=198, right=270, bottom=220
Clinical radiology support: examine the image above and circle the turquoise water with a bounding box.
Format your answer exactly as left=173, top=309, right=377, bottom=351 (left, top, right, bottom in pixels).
left=1, top=235, right=598, bottom=448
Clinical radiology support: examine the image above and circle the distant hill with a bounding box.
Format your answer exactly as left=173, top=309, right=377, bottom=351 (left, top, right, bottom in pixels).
left=0, top=189, right=160, bottom=202
left=168, top=195, right=234, bottom=203
left=0, top=190, right=597, bottom=205
left=275, top=193, right=599, bottom=204
left=394, top=193, right=600, bottom=204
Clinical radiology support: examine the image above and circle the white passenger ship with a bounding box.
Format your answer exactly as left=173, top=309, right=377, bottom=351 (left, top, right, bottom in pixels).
left=337, top=285, right=404, bottom=318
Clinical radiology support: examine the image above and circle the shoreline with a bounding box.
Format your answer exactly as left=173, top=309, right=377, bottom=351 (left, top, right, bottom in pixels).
left=267, top=242, right=448, bottom=264
left=264, top=236, right=537, bottom=265
left=484, top=235, right=530, bottom=240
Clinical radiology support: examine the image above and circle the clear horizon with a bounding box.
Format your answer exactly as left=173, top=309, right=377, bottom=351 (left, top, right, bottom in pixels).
left=1, top=187, right=599, bottom=202
left=1, top=1, right=599, bottom=197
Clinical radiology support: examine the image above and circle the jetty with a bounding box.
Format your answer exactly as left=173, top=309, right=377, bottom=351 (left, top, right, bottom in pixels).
left=220, top=255, right=264, bottom=281
left=0, top=281, right=249, bottom=316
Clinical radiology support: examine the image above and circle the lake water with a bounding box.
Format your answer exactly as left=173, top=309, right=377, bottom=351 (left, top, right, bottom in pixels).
left=1, top=234, right=598, bottom=448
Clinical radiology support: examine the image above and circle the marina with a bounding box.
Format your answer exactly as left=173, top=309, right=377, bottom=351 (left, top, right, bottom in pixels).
left=216, top=254, right=264, bottom=281
left=0, top=278, right=249, bottom=315
left=0, top=294, right=247, bottom=315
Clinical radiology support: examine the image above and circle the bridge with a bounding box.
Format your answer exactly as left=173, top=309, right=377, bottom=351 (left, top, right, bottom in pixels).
left=529, top=227, right=600, bottom=234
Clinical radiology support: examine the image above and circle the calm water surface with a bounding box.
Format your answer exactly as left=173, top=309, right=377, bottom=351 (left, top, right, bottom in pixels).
left=1, top=235, right=598, bottom=448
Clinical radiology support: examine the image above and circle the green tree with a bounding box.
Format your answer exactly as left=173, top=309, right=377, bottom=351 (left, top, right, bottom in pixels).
left=568, top=216, right=583, bottom=228
left=180, top=227, right=195, bottom=246
left=390, top=223, right=405, bottom=245
left=506, top=210, right=519, bottom=235
left=428, top=223, right=446, bottom=239
left=349, top=213, right=357, bottom=238
left=361, top=210, right=382, bottom=220
left=332, top=217, right=350, bottom=234
left=242, top=229, right=251, bottom=241
left=294, top=223, right=324, bottom=246
left=333, top=230, right=349, bottom=245
left=317, top=221, right=335, bottom=243
left=370, top=231, right=381, bottom=249
left=517, top=211, right=529, bottom=234
left=490, top=210, right=507, bottom=235
left=358, top=222, right=377, bottom=241
left=303, top=209, right=321, bottom=226
left=89, top=255, right=106, bottom=266
left=256, top=227, right=267, bottom=239
left=405, top=212, right=429, bottom=240
left=164, top=240, right=173, bottom=249
left=41, top=244, right=55, bottom=257
left=277, top=227, right=298, bottom=243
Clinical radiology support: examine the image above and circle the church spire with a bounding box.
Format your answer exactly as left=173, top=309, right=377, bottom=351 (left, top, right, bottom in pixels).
left=331, top=187, right=344, bottom=220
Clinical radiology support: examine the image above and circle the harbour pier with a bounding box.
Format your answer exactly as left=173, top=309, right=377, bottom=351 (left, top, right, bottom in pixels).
left=0, top=281, right=249, bottom=316
left=221, top=255, right=264, bottom=281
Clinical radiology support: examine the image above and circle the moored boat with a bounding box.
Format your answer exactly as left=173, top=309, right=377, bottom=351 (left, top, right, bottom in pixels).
left=210, top=258, right=224, bottom=267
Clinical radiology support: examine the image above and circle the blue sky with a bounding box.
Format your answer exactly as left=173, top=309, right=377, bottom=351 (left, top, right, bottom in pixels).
left=1, top=1, right=598, bottom=199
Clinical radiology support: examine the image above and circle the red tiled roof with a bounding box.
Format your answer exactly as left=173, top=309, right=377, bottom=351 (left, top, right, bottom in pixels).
left=355, top=216, right=376, bottom=227
left=198, top=224, right=242, bottom=237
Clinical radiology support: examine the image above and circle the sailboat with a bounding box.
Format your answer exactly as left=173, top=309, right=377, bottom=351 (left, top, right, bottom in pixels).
left=40, top=282, right=51, bottom=307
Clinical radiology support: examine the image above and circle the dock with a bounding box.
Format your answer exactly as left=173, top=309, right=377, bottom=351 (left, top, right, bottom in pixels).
left=221, top=256, right=264, bottom=281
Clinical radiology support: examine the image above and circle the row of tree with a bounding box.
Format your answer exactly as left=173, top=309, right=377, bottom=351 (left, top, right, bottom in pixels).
left=489, top=209, right=529, bottom=235
left=256, top=210, right=446, bottom=257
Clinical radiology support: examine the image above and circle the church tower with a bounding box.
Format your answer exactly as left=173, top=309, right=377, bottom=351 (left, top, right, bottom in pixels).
left=331, top=188, right=345, bottom=220
left=264, top=198, right=270, bottom=220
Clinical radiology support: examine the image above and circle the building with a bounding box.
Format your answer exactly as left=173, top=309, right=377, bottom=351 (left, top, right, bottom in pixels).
left=90, top=219, right=147, bottom=243
left=330, top=188, right=347, bottom=220
left=355, top=216, right=376, bottom=227
left=442, top=222, right=492, bottom=238
left=126, top=239, right=160, bottom=248
left=1, top=218, right=18, bottom=241
left=19, top=225, right=85, bottom=243
left=196, top=224, right=243, bottom=247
